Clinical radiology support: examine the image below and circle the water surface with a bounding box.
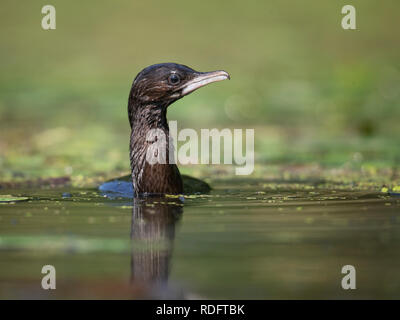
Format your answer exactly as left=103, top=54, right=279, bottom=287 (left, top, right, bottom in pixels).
left=0, top=179, right=399, bottom=299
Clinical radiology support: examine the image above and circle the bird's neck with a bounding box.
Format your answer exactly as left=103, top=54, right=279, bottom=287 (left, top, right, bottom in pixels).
left=129, top=103, right=182, bottom=196
left=130, top=103, right=167, bottom=129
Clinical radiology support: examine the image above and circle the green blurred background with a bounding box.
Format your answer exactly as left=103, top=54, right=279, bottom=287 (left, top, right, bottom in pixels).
left=0, top=0, right=399, bottom=183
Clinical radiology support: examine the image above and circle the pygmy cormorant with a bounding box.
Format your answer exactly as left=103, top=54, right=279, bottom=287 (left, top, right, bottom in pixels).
left=100, top=63, right=230, bottom=197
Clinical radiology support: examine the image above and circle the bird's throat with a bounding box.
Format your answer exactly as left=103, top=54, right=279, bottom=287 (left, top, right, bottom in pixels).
left=129, top=104, right=183, bottom=196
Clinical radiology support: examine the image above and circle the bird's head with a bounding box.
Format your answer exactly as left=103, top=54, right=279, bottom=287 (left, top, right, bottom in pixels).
left=128, top=63, right=230, bottom=117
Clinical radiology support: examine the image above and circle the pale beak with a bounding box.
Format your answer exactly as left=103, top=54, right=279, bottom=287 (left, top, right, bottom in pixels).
left=180, top=70, right=230, bottom=96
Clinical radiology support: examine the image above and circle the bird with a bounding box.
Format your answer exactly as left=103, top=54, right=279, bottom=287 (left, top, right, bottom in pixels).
left=99, top=63, right=230, bottom=197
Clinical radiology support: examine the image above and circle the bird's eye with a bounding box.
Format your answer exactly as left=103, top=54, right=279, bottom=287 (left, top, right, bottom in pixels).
left=168, top=73, right=180, bottom=85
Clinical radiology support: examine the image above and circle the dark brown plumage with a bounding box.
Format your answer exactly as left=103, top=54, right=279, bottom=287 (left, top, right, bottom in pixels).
left=128, top=63, right=230, bottom=196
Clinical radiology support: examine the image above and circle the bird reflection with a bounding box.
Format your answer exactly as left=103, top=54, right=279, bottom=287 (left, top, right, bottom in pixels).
left=130, top=196, right=183, bottom=291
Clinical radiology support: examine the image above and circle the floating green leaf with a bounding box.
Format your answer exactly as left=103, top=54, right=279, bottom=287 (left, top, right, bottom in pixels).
left=0, top=195, right=30, bottom=203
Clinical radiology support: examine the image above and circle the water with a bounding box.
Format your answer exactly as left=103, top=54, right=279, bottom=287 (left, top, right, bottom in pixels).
left=0, top=179, right=399, bottom=299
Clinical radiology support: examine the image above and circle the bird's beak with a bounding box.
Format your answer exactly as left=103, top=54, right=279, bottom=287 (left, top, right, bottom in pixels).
left=180, top=70, right=230, bottom=96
